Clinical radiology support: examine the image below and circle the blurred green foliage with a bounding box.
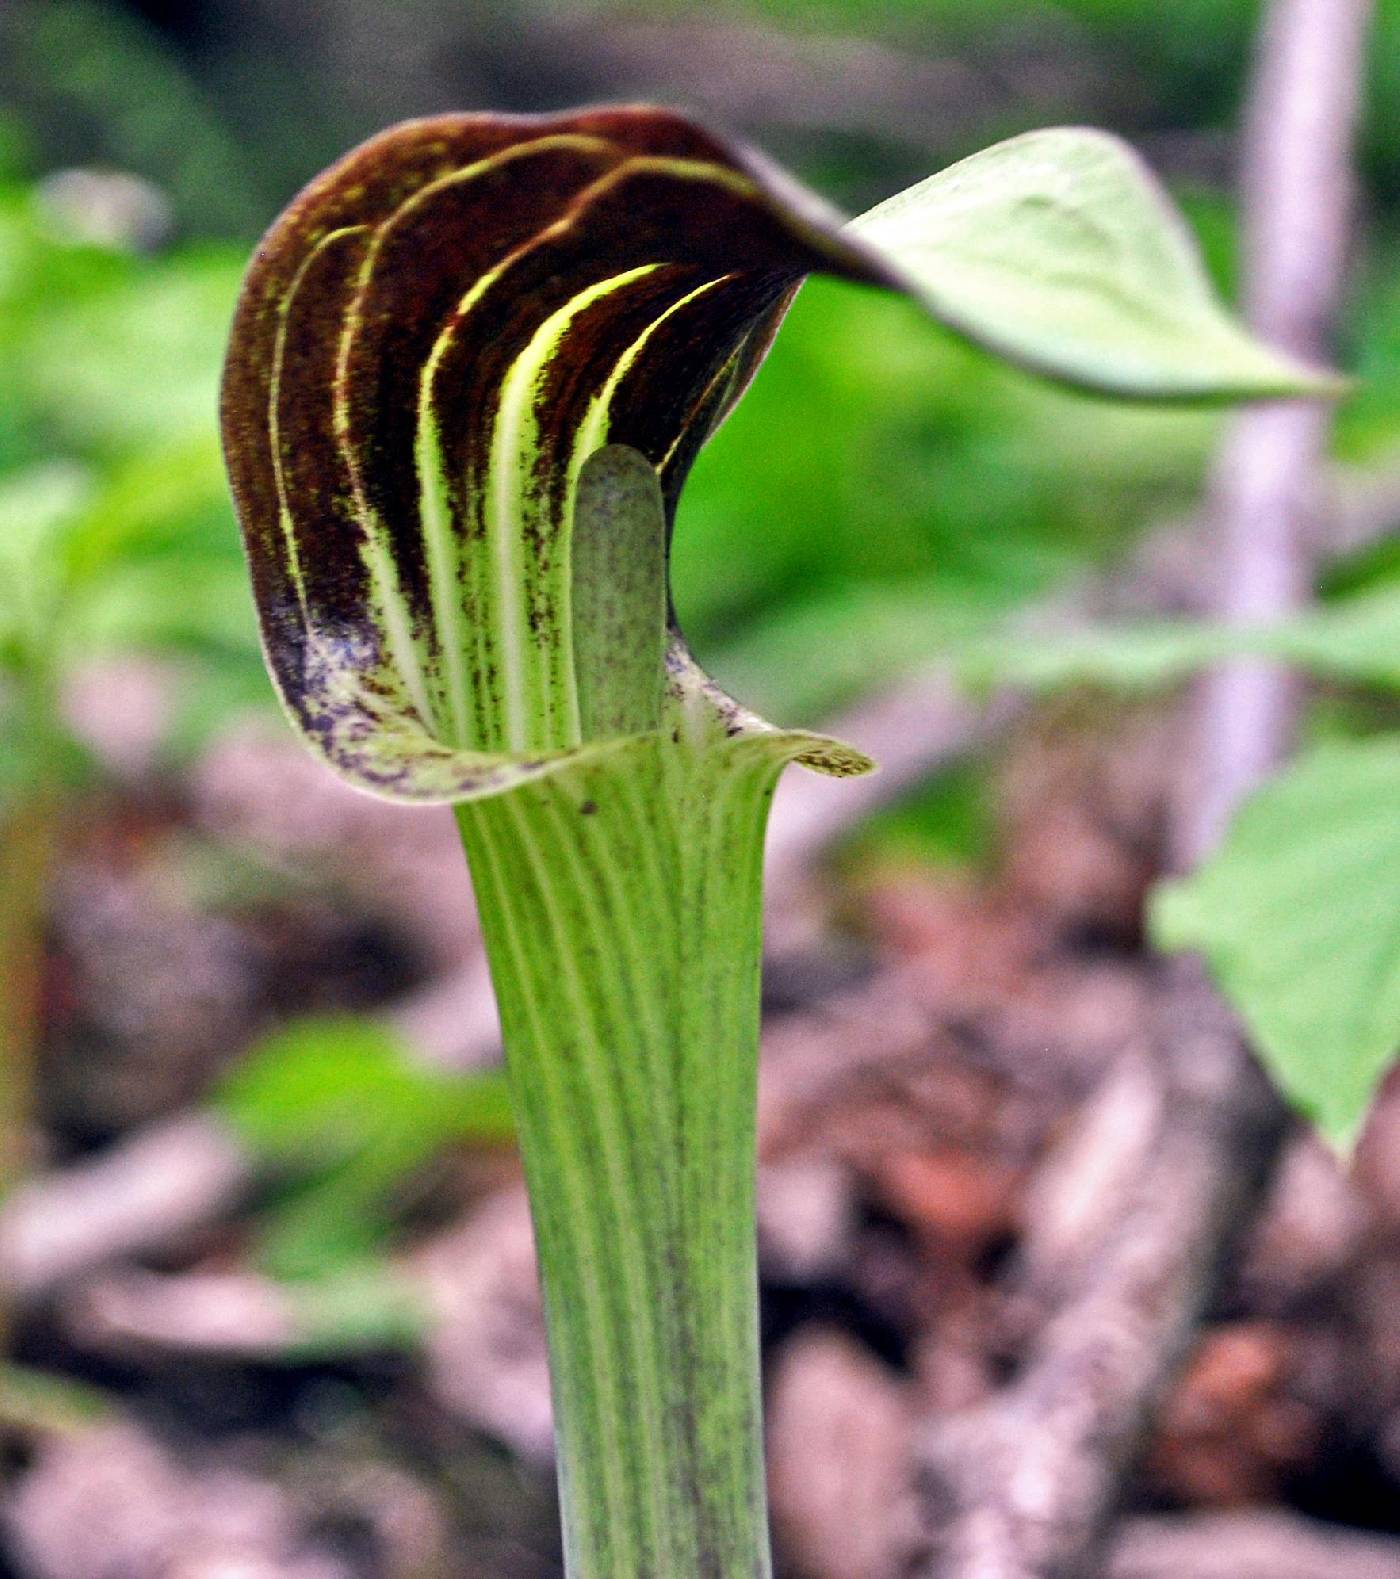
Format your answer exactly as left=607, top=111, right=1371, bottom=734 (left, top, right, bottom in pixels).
left=952, top=583, right=1400, bottom=696
left=0, top=0, right=261, bottom=234
left=1154, top=739, right=1400, bottom=1149
left=0, top=174, right=262, bottom=786
left=215, top=1016, right=513, bottom=1282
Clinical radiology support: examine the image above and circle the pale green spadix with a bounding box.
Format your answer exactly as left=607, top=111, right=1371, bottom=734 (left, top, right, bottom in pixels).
left=571, top=445, right=667, bottom=739
left=219, top=105, right=1335, bottom=1577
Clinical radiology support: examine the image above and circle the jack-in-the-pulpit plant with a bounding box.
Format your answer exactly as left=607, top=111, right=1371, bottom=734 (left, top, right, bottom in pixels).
left=220, top=106, right=1326, bottom=1576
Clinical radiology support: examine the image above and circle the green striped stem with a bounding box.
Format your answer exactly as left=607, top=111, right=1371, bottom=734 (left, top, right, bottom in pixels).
left=457, top=717, right=785, bottom=1578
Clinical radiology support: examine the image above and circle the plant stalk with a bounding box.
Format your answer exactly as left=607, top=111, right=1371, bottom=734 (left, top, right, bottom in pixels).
left=0, top=791, right=53, bottom=1206
left=0, top=665, right=61, bottom=1358
left=1, top=654, right=63, bottom=1213
left=456, top=724, right=782, bottom=1578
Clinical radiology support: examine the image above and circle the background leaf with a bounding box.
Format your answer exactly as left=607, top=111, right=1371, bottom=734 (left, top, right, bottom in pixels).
left=1152, top=740, right=1400, bottom=1149
left=950, top=583, right=1400, bottom=697
left=215, top=1016, right=514, bottom=1280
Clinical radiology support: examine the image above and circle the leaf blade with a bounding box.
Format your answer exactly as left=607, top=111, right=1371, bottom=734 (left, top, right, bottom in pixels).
left=1151, top=740, right=1400, bottom=1149
left=849, top=127, right=1335, bottom=400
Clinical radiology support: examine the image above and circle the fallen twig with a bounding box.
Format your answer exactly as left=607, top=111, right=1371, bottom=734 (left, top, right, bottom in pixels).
left=0, top=1114, right=248, bottom=1305
left=1107, top=1510, right=1400, bottom=1579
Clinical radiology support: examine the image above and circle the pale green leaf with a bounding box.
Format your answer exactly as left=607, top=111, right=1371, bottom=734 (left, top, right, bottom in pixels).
left=69, top=556, right=256, bottom=656
left=1152, top=740, right=1400, bottom=1149
left=957, top=620, right=1230, bottom=692
left=0, top=461, right=92, bottom=652
left=216, top=1015, right=514, bottom=1165
left=850, top=128, right=1334, bottom=400
left=59, top=434, right=231, bottom=585
left=952, top=586, right=1400, bottom=698
left=283, top=1263, right=427, bottom=1355
left=1264, top=584, right=1400, bottom=689
left=216, top=1015, right=515, bottom=1281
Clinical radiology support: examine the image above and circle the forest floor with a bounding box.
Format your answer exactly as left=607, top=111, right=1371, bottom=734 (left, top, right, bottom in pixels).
left=3, top=679, right=1399, bottom=1579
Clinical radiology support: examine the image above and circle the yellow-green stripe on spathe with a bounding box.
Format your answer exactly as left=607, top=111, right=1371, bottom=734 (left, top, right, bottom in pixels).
left=485, top=265, right=667, bottom=754
left=571, top=275, right=732, bottom=465
left=266, top=227, right=363, bottom=653
left=269, top=227, right=439, bottom=741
